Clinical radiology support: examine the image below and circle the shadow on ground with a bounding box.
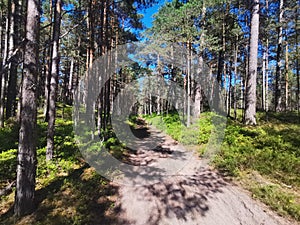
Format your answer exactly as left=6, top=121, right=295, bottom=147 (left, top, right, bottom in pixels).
left=115, top=167, right=227, bottom=224
left=0, top=164, right=131, bottom=225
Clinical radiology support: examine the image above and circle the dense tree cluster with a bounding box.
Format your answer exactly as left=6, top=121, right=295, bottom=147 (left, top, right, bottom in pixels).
left=142, top=0, right=299, bottom=125
left=0, top=0, right=299, bottom=217
left=0, top=0, right=155, bottom=216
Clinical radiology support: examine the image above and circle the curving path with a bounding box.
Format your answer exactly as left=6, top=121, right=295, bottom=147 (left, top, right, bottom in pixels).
left=111, top=121, right=295, bottom=225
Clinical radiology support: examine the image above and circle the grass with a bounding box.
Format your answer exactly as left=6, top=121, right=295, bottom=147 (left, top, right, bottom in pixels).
left=1, top=105, right=299, bottom=223
left=144, top=110, right=300, bottom=221
left=143, top=112, right=220, bottom=147
left=0, top=119, right=19, bottom=152
left=0, top=105, right=125, bottom=224
left=239, top=170, right=300, bottom=221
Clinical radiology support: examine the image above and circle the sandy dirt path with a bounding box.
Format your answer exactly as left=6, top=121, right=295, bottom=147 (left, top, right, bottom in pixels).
left=111, top=123, right=296, bottom=225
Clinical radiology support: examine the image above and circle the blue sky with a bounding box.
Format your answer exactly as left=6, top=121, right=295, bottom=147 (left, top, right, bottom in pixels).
left=138, top=0, right=171, bottom=29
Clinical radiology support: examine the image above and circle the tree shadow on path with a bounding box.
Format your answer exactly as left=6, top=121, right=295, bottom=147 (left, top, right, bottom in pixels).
left=116, top=167, right=228, bottom=225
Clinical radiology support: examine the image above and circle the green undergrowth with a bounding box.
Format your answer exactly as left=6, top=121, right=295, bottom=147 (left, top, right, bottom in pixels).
left=143, top=112, right=223, bottom=148
left=0, top=119, right=19, bottom=152
left=251, top=184, right=300, bottom=221
left=239, top=170, right=300, bottom=221
left=0, top=105, right=122, bottom=224
left=144, top=111, right=300, bottom=221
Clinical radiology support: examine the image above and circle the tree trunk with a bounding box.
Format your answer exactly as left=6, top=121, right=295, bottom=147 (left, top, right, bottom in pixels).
left=16, top=74, right=23, bottom=122
left=68, top=57, right=74, bottom=103
left=14, top=0, right=40, bottom=216
left=84, top=0, right=95, bottom=136
left=284, top=43, right=289, bottom=111
left=265, top=0, right=269, bottom=112
left=0, top=10, right=3, bottom=124
left=262, top=48, right=266, bottom=111
left=244, top=0, right=259, bottom=125
left=43, top=0, right=53, bottom=121
left=194, top=3, right=206, bottom=118
left=224, top=63, right=228, bottom=115
left=194, top=54, right=202, bottom=118
left=187, top=41, right=191, bottom=127
left=228, top=62, right=232, bottom=117
left=242, top=14, right=250, bottom=121
left=6, top=0, right=20, bottom=119
left=233, top=35, right=238, bottom=120
left=275, top=0, right=284, bottom=112
left=43, top=46, right=51, bottom=121
left=46, top=0, right=62, bottom=161
left=0, top=15, right=9, bottom=127
left=296, top=3, right=300, bottom=114
left=0, top=10, right=2, bottom=67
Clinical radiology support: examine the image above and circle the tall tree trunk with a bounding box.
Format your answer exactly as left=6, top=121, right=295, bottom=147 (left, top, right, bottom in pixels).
left=0, top=15, right=9, bottom=127
left=285, top=43, right=289, bottom=111
left=224, top=63, right=228, bottom=115
left=97, top=0, right=105, bottom=135
left=17, top=73, right=23, bottom=122
left=296, top=2, right=300, bottom=114
left=46, top=0, right=62, bottom=161
left=14, top=0, right=40, bottom=216
left=228, top=62, right=232, bottom=117
left=6, top=0, right=20, bottom=119
left=262, top=48, right=266, bottom=111
left=265, top=39, right=269, bottom=112
left=0, top=10, right=3, bottom=124
left=242, top=13, right=250, bottom=121
left=275, top=0, right=284, bottom=112
left=244, top=0, right=259, bottom=125
left=85, top=0, right=95, bottom=138
left=194, top=54, right=202, bottom=118
left=217, top=6, right=226, bottom=88
left=233, top=35, right=238, bottom=119
left=43, top=46, right=51, bottom=121
left=43, top=0, right=53, bottom=121
left=68, top=57, right=74, bottom=103
left=187, top=41, right=191, bottom=127
left=194, top=3, right=206, bottom=118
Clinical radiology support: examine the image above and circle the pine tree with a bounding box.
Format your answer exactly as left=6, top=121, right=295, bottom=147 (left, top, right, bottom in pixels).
left=244, top=0, right=259, bottom=125
left=46, top=0, right=62, bottom=161
left=14, top=0, right=40, bottom=216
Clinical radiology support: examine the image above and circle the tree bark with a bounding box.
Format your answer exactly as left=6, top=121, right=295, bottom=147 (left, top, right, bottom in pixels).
left=187, top=41, right=191, bottom=127
left=0, top=15, right=9, bottom=127
left=228, top=62, right=232, bottom=117
left=194, top=3, right=206, bottom=118
left=233, top=35, right=238, bottom=119
left=244, top=0, right=259, bottom=125
left=262, top=48, right=266, bottom=111
left=275, top=0, right=284, bottom=112
left=6, top=0, right=20, bottom=119
left=0, top=10, right=3, bottom=124
left=14, top=0, right=40, bottom=216
left=296, top=2, right=300, bottom=114
left=285, top=43, right=289, bottom=111
left=46, top=0, right=62, bottom=161
left=265, top=39, right=269, bottom=112
left=264, top=0, right=269, bottom=112
left=68, top=57, right=74, bottom=103
left=43, top=0, right=53, bottom=122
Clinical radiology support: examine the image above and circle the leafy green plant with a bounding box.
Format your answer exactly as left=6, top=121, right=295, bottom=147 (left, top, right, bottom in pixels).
left=251, top=185, right=300, bottom=221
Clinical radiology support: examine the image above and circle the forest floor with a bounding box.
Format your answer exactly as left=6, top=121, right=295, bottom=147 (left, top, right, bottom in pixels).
left=0, top=114, right=299, bottom=224
left=112, top=119, right=298, bottom=225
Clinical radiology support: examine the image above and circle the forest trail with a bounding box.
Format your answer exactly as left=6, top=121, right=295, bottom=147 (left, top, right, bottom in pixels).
left=111, top=120, right=295, bottom=225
